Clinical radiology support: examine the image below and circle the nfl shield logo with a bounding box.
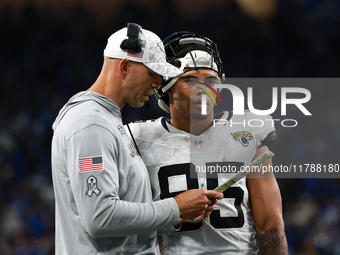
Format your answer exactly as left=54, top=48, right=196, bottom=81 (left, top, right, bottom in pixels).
left=194, top=139, right=203, bottom=149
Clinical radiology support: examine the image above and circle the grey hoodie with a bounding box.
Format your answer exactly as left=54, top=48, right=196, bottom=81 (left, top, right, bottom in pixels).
left=51, top=91, right=179, bottom=255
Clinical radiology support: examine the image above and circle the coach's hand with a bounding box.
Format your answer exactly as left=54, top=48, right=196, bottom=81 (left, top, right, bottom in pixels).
left=174, top=189, right=223, bottom=220
left=176, top=203, right=215, bottom=226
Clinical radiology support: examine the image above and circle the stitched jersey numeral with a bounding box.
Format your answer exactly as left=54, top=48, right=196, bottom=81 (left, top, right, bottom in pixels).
left=158, top=163, right=245, bottom=231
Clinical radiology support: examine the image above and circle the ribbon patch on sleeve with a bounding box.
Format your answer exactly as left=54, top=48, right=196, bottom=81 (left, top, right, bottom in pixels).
left=86, top=175, right=101, bottom=197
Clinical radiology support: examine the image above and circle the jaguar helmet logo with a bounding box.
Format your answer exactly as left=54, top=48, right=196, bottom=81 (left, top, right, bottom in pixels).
left=231, top=131, right=253, bottom=146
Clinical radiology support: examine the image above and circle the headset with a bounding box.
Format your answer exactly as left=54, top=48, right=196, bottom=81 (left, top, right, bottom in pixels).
left=120, top=22, right=145, bottom=155
left=120, top=23, right=143, bottom=52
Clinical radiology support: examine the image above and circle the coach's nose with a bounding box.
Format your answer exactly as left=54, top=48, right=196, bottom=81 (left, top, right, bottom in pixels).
left=152, top=75, right=161, bottom=90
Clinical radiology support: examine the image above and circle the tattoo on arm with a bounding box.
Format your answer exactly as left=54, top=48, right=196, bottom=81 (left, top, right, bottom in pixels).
left=259, top=227, right=288, bottom=255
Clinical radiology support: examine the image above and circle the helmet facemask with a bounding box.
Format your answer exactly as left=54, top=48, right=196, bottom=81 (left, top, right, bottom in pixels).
left=155, top=32, right=224, bottom=112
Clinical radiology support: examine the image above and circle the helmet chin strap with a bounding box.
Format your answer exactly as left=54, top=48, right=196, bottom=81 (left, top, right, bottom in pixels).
left=157, top=61, right=186, bottom=113
left=158, top=97, right=171, bottom=113
left=161, top=59, right=188, bottom=94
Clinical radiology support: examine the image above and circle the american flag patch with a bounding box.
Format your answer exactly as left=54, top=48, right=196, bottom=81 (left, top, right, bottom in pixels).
left=127, top=50, right=144, bottom=58
left=78, top=156, right=104, bottom=173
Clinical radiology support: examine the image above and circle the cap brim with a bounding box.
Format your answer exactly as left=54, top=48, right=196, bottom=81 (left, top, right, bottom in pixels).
left=144, top=62, right=182, bottom=79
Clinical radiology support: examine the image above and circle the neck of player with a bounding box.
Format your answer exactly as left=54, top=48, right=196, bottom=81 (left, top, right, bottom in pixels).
left=170, top=110, right=214, bottom=136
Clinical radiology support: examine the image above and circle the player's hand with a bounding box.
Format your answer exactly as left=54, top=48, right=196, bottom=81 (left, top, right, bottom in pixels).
left=174, top=189, right=223, bottom=220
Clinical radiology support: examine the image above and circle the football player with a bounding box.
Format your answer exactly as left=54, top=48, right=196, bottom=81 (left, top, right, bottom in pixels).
left=129, top=32, right=288, bottom=254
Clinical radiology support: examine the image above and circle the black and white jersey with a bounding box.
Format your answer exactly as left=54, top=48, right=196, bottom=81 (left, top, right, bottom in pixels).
left=129, top=111, right=276, bottom=255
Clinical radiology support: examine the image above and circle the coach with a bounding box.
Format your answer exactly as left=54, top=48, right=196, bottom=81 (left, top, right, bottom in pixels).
left=51, top=23, right=223, bottom=255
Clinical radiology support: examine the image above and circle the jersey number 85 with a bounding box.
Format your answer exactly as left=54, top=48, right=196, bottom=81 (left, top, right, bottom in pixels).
left=158, top=163, right=245, bottom=232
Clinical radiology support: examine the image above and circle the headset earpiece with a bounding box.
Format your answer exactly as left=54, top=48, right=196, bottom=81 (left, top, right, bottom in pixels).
left=120, top=23, right=142, bottom=52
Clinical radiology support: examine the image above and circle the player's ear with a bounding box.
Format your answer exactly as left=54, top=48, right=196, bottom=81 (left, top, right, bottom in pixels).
left=119, top=58, right=131, bottom=79
left=167, top=87, right=174, bottom=98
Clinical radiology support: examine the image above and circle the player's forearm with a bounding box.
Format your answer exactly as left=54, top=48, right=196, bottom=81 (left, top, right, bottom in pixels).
left=258, top=227, right=288, bottom=255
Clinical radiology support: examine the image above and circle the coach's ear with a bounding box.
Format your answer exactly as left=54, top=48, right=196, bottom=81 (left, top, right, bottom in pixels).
left=119, top=58, right=131, bottom=79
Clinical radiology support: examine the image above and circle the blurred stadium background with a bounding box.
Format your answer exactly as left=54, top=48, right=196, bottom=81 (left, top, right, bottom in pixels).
left=0, top=0, right=339, bottom=254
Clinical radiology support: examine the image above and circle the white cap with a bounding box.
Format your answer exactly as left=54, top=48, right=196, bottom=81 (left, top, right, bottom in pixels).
left=104, top=27, right=182, bottom=79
